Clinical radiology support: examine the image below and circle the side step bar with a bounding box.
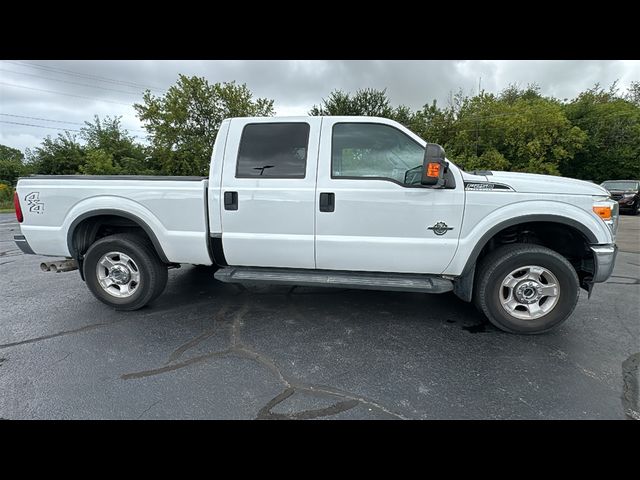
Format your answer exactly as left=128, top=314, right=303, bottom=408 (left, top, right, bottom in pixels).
left=214, top=267, right=453, bottom=294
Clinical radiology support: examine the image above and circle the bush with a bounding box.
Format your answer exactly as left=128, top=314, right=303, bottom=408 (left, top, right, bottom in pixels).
left=0, top=182, right=14, bottom=210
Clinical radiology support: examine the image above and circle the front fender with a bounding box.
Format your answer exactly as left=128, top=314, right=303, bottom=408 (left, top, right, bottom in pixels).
left=444, top=199, right=612, bottom=276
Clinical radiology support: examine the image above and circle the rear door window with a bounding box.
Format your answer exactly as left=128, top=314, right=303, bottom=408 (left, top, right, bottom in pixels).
left=236, top=123, right=310, bottom=178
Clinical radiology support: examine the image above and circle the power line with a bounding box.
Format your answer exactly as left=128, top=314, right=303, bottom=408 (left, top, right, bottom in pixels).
left=0, top=81, right=133, bottom=106
left=1, top=60, right=165, bottom=93
left=0, top=113, right=147, bottom=134
left=0, top=68, right=147, bottom=96
left=0, top=113, right=84, bottom=126
left=0, top=119, right=81, bottom=132
left=0, top=119, right=145, bottom=140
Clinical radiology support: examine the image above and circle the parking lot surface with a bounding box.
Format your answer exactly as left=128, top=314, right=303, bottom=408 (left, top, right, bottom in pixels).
left=1, top=212, right=638, bottom=419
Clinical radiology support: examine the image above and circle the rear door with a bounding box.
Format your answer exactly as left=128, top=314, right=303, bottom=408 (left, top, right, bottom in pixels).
left=220, top=117, right=321, bottom=268
left=315, top=118, right=465, bottom=274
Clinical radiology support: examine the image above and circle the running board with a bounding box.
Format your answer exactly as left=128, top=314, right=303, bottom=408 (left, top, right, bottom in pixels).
left=214, top=267, right=453, bottom=294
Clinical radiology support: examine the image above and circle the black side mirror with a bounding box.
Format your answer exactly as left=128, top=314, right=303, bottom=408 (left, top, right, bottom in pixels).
left=421, top=143, right=447, bottom=187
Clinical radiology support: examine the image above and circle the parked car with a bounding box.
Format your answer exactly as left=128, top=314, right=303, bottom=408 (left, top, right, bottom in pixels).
left=13, top=116, right=619, bottom=334
left=600, top=180, right=640, bottom=215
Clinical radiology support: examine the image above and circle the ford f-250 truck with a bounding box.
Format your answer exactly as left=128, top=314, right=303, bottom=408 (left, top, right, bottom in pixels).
left=13, top=116, right=619, bottom=334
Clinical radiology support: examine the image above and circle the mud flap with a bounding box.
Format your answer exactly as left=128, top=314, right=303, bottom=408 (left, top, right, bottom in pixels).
left=581, top=274, right=595, bottom=299
left=453, top=267, right=475, bottom=303
left=586, top=281, right=595, bottom=299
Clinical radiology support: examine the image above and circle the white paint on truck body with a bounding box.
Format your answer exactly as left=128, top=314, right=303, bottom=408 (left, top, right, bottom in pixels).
left=315, top=116, right=465, bottom=274
left=219, top=117, right=321, bottom=268
left=17, top=177, right=211, bottom=265
left=16, top=116, right=615, bottom=278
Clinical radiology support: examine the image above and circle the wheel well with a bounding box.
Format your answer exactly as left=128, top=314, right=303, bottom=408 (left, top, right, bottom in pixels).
left=68, top=213, right=169, bottom=264
left=455, top=220, right=596, bottom=302
left=475, top=221, right=594, bottom=287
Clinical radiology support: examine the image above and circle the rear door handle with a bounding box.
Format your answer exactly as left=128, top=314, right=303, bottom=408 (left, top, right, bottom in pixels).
left=224, top=191, right=238, bottom=211
left=319, top=192, right=335, bottom=212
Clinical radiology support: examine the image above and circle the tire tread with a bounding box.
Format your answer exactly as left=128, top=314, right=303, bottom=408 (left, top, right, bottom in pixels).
left=475, top=243, right=580, bottom=334
left=83, top=233, right=168, bottom=311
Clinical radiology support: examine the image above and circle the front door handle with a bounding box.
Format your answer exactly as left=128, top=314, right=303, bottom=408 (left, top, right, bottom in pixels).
left=319, top=192, right=335, bottom=212
left=224, top=191, right=238, bottom=211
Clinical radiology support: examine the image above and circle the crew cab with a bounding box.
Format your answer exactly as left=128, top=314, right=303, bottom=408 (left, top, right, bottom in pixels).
left=13, top=116, right=619, bottom=334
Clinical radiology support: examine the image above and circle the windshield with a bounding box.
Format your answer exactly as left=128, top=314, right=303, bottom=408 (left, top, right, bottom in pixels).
left=601, top=181, right=639, bottom=191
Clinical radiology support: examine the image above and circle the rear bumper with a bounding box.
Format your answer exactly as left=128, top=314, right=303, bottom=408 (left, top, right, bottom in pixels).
left=14, top=234, right=35, bottom=255
left=590, top=244, right=617, bottom=283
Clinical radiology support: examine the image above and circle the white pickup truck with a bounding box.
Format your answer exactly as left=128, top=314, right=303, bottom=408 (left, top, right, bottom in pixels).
left=13, top=116, right=619, bottom=334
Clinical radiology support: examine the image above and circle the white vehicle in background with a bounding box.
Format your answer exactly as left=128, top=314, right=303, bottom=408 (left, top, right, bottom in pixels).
left=13, top=116, right=618, bottom=334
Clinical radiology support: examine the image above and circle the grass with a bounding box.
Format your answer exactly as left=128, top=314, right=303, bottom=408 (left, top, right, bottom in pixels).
left=0, top=196, right=14, bottom=213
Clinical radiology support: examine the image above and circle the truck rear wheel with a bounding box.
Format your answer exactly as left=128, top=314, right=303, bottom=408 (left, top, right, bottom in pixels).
left=83, top=233, right=168, bottom=311
left=474, top=243, right=580, bottom=334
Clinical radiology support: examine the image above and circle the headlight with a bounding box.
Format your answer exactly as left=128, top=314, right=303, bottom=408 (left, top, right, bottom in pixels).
left=623, top=193, right=635, bottom=199
left=593, top=199, right=619, bottom=239
left=611, top=202, right=619, bottom=236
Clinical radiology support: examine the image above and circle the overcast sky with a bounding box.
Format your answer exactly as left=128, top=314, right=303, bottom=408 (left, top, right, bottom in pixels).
left=1, top=60, right=639, bottom=153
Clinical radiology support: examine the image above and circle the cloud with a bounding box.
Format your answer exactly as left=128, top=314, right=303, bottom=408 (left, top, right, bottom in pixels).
left=1, top=60, right=638, bottom=153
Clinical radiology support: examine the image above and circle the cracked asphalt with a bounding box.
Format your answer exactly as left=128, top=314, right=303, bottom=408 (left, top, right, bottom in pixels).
left=1, top=213, right=639, bottom=419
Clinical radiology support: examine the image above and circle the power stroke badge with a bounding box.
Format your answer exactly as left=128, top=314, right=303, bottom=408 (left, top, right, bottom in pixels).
left=428, top=221, right=453, bottom=235
left=25, top=192, right=44, bottom=214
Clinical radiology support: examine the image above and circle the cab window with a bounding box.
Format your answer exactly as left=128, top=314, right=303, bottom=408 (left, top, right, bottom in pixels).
left=236, top=123, right=309, bottom=178
left=331, top=123, right=424, bottom=185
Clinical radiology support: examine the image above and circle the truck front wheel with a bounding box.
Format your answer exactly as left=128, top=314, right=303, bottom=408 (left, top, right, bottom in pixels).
left=83, top=233, right=168, bottom=311
left=474, top=243, right=580, bottom=334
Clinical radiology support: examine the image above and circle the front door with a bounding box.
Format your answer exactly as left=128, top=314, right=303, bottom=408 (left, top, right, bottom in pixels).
left=315, top=118, right=464, bottom=274
left=220, top=118, right=321, bottom=269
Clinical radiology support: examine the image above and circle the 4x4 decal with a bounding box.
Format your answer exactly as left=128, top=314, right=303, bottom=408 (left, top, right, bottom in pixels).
left=25, top=192, right=44, bottom=214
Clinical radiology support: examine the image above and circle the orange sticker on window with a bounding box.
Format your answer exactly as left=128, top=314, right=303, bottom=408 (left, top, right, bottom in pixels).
left=426, top=162, right=440, bottom=177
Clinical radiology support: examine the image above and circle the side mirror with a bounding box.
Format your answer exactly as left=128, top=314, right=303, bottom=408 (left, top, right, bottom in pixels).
left=421, top=143, right=447, bottom=187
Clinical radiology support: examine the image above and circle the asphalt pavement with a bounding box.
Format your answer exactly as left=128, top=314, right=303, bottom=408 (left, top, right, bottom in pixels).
left=1, top=212, right=638, bottom=419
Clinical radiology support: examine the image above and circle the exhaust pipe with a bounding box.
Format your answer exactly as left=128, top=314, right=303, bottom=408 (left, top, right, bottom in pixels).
left=40, top=259, right=78, bottom=273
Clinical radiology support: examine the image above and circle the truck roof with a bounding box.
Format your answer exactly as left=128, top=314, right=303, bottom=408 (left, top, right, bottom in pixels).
left=225, top=115, right=396, bottom=122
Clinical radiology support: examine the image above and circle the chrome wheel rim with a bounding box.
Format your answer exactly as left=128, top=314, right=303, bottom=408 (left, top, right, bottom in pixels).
left=499, top=265, right=560, bottom=320
left=96, top=251, right=140, bottom=298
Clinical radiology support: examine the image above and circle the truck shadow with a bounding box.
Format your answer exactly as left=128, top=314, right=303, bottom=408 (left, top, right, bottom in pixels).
left=150, top=265, right=491, bottom=332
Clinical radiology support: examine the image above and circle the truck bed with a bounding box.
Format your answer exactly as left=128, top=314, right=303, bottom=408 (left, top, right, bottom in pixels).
left=16, top=175, right=212, bottom=265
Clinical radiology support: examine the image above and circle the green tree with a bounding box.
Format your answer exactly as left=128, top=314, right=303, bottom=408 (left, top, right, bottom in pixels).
left=454, top=148, right=511, bottom=171
left=427, top=86, right=587, bottom=175
left=309, top=87, right=424, bottom=134
left=499, top=83, right=544, bottom=104
left=134, top=75, right=275, bottom=176
left=0, top=144, right=26, bottom=185
left=310, top=88, right=396, bottom=117
left=26, top=132, right=86, bottom=175
left=80, top=149, right=120, bottom=175
left=310, top=85, right=588, bottom=175
left=410, top=99, right=457, bottom=146
left=80, top=115, right=151, bottom=175
left=626, top=81, right=640, bottom=107
left=563, top=83, right=640, bottom=183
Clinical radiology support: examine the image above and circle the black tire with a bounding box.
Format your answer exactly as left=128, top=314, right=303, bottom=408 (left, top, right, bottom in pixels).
left=474, top=243, right=580, bottom=334
left=83, top=233, right=168, bottom=311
